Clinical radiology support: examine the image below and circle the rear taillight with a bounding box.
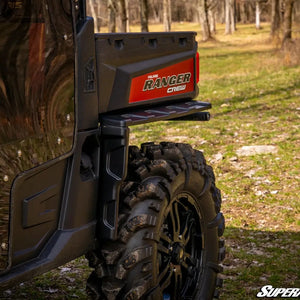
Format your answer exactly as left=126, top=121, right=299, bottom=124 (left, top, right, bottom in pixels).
left=196, top=52, right=200, bottom=84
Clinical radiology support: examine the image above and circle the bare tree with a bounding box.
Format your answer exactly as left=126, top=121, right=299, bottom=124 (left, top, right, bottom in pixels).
left=216, top=0, right=226, bottom=23
left=225, top=0, right=236, bottom=34
left=283, top=0, right=295, bottom=41
left=96, top=1, right=101, bottom=31
left=119, top=0, right=129, bottom=32
left=87, top=0, right=99, bottom=32
left=86, top=0, right=298, bottom=34
left=168, top=0, right=172, bottom=27
left=231, top=0, right=236, bottom=32
left=294, top=0, right=300, bottom=22
left=208, top=0, right=218, bottom=33
left=239, top=0, right=248, bottom=23
left=198, top=0, right=212, bottom=41
left=255, top=0, right=261, bottom=29
left=140, top=0, right=149, bottom=32
left=125, top=0, right=130, bottom=32
left=108, top=0, right=118, bottom=33
left=270, top=0, right=281, bottom=37
left=208, top=9, right=216, bottom=33
left=163, top=0, right=171, bottom=31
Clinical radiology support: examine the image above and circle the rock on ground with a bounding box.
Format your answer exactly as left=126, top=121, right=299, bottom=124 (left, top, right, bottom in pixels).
left=236, top=145, right=278, bottom=157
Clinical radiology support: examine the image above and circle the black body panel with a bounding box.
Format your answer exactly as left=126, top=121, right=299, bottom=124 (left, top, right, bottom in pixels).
left=11, top=160, right=67, bottom=266
left=76, top=17, right=99, bottom=130
left=0, top=221, right=96, bottom=290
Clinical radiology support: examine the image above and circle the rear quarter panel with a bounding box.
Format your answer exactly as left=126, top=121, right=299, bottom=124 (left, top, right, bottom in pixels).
left=95, top=32, right=198, bottom=113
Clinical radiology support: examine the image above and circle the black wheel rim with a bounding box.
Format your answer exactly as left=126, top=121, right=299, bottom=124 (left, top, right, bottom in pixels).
left=157, top=192, right=203, bottom=300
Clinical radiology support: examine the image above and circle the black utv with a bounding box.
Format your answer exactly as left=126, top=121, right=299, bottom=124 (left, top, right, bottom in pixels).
left=0, top=0, right=225, bottom=299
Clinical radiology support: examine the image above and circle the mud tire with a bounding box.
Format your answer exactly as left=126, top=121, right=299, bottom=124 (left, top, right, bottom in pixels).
left=86, top=142, right=225, bottom=300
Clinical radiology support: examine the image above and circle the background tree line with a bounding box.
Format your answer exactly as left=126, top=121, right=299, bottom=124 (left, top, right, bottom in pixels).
left=87, top=0, right=299, bottom=42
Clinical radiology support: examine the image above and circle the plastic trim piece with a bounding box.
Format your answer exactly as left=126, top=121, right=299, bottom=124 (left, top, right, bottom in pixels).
left=98, top=100, right=211, bottom=240
left=100, top=100, right=211, bottom=127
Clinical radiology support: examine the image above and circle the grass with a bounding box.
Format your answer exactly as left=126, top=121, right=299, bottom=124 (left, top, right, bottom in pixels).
left=2, top=22, right=300, bottom=299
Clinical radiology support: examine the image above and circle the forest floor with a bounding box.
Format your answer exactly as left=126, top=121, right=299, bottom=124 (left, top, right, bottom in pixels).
left=2, top=23, right=299, bottom=299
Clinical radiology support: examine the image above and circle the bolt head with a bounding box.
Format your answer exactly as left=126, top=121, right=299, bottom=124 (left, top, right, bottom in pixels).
left=1, top=243, right=8, bottom=250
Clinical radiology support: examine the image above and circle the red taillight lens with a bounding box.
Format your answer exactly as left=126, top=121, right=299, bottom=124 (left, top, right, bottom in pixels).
left=196, top=52, right=200, bottom=84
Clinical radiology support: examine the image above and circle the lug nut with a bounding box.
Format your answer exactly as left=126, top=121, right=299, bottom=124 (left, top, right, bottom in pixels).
left=1, top=243, right=8, bottom=250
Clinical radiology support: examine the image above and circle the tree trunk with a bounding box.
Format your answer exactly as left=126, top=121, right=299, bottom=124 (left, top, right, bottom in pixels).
left=96, top=1, right=101, bottom=32
left=245, top=2, right=252, bottom=23
left=225, top=0, right=235, bottom=34
left=140, top=0, right=149, bottom=32
left=240, top=1, right=247, bottom=23
left=208, top=0, right=218, bottom=34
left=168, top=0, right=172, bottom=29
left=255, top=1, right=261, bottom=29
left=280, top=0, right=286, bottom=23
left=236, top=0, right=241, bottom=22
left=216, top=0, right=225, bottom=24
left=209, top=10, right=216, bottom=33
left=199, top=0, right=211, bottom=41
left=283, top=0, right=295, bottom=41
left=294, top=0, right=300, bottom=21
left=163, top=0, right=171, bottom=31
left=88, top=0, right=98, bottom=32
left=230, top=0, right=236, bottom=32
left=270, top=0, right=281, bottom=37
left=108, top=0, right=117, bottom=33
left=225, top=0, right=232, bottom=34
left=125, top=0, right=130, bottom=32
left=119, top=0, right=128, bottom=32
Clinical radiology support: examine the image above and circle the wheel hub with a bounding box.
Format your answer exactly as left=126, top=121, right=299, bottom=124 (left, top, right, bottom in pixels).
left=157, top=194, right=203, bottom=299
left=170, top=243, right=185, bottom=264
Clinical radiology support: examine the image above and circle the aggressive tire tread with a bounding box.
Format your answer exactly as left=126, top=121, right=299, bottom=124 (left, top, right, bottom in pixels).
left=86, top=142, right=225, bottom=299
